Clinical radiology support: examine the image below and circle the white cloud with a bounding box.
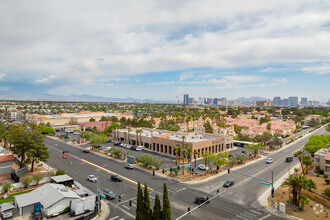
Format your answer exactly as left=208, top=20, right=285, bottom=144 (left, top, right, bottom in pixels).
left=0, top=0, right=329, bottom=95
left=0, top=73, right=6, bottom=80
left=301, top=64, right=330, bottom=75
left=272, top=77, right=287, bottom=84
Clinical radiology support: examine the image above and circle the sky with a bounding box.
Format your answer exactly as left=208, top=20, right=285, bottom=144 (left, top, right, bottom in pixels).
left=0, top=0, right=330, bottom=102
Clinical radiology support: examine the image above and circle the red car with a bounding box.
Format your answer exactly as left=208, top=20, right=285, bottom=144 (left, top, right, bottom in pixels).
left=83, top=149, right=90, bottom=153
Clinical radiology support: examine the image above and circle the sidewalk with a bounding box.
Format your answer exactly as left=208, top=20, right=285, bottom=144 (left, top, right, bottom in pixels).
left=94, top=200, right=110, bottom=220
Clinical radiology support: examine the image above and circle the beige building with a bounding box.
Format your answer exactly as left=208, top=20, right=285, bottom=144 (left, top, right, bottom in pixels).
left=314, top=148, right=330, bottom=176
left=26, top=112, right=133, bottom=126
left=113, top=128, right=233, bottom=158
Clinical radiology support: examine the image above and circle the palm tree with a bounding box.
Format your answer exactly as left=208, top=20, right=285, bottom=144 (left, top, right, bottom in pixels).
left=181, top=149, right=188, bottom=175
left=127, top=127, right=131, bottom=144
left=305, top=179, right=317, bottom=192
left=174, top=145, right=181, bottom=166
left=193, top=151, right=199, bottom=169
left=294, top=150, right=304, bottom=174
left=135, top=129, right=140, bottom=145
left=202, top=152, right=209, bottom=175
left=187, top=147, right=192, bottom=164
left=138, top=129, right=143, bottom=146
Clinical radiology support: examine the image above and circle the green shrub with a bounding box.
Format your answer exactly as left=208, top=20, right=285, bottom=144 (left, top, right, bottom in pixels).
left=325, top=178, right=330, bottom=184
left=316, top=166, right=321, bottom=173
left=317, top=174, right=320, bottom=177
left=63, top=206, right=71, bottom=213
left=56, top=169, right=66, bottom=176
left=33, top=174, right=43, bottom=185
left=1, top=182, right=12, bottom=193
left=48, top=170, right=55, bottom=177
left=323, top=188, right=330, bottom=197
left=298, top=206, right=304, bottom=211
left=320, top=169, right=325, bottom=175
left=20, top=176, right=33, bottom=188
left=324, top=174, right=329, bottom=178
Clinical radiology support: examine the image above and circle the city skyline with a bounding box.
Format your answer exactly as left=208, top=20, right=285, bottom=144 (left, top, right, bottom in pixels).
left=0, top=1, right=330, bottom=102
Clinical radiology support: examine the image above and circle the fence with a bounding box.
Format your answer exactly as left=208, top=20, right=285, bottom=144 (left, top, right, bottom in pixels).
left=14, top=156, right=28, bottom=176
left=302, top=189, right=330, bottom=207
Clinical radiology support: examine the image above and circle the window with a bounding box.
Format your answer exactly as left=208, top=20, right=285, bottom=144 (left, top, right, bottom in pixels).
left=326, top=166, right=330, bottom=172
left=315, top=158, right=320, bottom=162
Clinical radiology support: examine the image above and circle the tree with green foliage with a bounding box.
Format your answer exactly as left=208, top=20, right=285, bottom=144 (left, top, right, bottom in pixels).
left=267, top=123, right=271, bottom=131
left=89, top=117, right=96, bottom=122
left=153, top=193, right=162, bottom=220
left=282, top=174, right=316, bottom=207
left=90, top=133, right=108, bottom=149
left=33, top=174, right=43, bottom=185
left=143, top=183, right=152, bottom=220
left=326, top=124, right=330, bottom=132
left=56, top=169, right=66, bottom=176
left=40, top=125, right=55, bottom=135
left=193, top=151, right=199, bottom=169
left=323, top=188, right=330, bottom=197
left=174, top=145, right=181, bottom=166
left=209, top=152, right=228, bottom=171
left=235, top=153, right=248, bottom=164
left=246, top=143, right=264, bottom=157
left=203, top=121, right=213, bottom=133
left=136, top=154, right=154, bottom=167
left=21, top=176, right=33, bottom=188
left=162, top=183, right=171, bottom=220
left=259, top=116, right=271, bottom=124
left=304, top=135, right=330, bottom=156
left=136, top=182, right=144, bottom=220
left=2, top=182, right=12, bottom=193
left=105, top=123, right=120, bottom=135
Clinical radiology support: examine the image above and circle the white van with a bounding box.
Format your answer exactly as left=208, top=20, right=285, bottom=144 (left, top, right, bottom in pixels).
left=136, top=146, right=143, bottom=151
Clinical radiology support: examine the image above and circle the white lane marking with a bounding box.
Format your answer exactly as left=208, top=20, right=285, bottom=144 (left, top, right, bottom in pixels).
left=235, top=215, right=248, bottom=220
left=122, top=205, right=130, bottom=210
left=259, top=214, right=271, bottom=220
left=110, top=216, right=119, bottom=220
left=150, top=196, right=155, bottom=199
left=241, top=212, right=256, bottom=218
left=132, top=203, right=136, bottom=207
left=249, top=210, right=262, bottom=215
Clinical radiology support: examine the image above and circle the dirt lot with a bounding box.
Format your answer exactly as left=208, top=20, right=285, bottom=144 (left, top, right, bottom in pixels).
left=268, top=168, right=330, bottom=220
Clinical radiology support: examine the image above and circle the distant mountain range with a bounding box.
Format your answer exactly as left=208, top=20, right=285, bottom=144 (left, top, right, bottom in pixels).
left=0, top=91, right=169, bottom=103
left=236, top=97, right=270, bottom=102
left=0, top=90, right=271, bottom=104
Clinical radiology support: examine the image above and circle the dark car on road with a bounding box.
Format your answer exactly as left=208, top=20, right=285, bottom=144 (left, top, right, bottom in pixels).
left=114, top=142, right=121, bottom=146
left=111, top=174, right=123, bottom=182
left=223, top=180, right=235, bottom=187
left=286, top=156, right=293, bottom=162
left=102, top=188, right=116, bottom=200
left=194, top=196, right=209, bottom=205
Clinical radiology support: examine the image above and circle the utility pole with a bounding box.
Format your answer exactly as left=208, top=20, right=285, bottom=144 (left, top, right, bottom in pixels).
left=190, top=152, right=192, bottom=181
left=271, top=170, right=274, bottom=207
left=288, top=152, right=291, bottom=216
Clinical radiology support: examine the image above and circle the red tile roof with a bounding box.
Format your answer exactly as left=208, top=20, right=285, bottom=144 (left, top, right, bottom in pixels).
left=0, top=154, right=15, bottom=162
left=325, top=153, right=330, bottom=161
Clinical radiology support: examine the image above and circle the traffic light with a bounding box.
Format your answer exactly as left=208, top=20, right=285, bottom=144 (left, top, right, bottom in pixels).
left=271, top=188, right=274, bottom=197
left=217, top=189, right=219, bottom=194
left=228, top=169, right=230, bottom=173
left=162, top=169, right=165, bottom=174
left=153, top=170, right=155, bottom=176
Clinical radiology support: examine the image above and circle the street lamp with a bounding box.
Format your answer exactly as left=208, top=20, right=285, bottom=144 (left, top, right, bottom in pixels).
left=265, top=164, right=274, bottom=207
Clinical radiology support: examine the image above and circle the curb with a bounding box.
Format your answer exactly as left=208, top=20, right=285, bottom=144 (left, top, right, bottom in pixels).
left=184, top=154, right=267, bottom=184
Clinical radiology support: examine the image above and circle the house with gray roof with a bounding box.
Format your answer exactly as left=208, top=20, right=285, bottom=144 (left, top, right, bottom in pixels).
left=15, top=183, right=81, bottom=216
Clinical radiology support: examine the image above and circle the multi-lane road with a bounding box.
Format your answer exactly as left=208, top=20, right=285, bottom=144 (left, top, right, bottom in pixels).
left=43, top=126, right=327, bottom=220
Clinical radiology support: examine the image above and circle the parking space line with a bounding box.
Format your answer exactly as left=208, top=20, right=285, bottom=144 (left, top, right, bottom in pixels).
left=122, top=205, right=130, bottom=210
left=110, top=216, right=119, bottom=220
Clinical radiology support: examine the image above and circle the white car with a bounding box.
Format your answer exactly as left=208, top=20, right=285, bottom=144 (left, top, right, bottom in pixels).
left=120, top=143, right=125, bottom=147
left=73, top=131, right=80, bottom=135
left=87, top=175, right=98, bottom=182
left=198, top=164, right=209, bottom=171
left=136, top=146, right=143, bottom=151
left=266, top=158, right=273, bottom=164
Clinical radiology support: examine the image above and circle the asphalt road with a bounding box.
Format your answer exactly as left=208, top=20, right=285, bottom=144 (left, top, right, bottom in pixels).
left=44, top=137, right=282, bottom=220
left=192, top=126, right=328, bottom=208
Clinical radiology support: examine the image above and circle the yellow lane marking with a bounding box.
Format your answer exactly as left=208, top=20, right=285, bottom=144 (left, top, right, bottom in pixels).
left=80, top=159, right=152, bottom=190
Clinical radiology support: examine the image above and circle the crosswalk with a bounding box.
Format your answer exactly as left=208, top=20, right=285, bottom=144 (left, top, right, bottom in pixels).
left=109, top=216, right=124, bottom=220
left=228, top=210, right=271, bottom=220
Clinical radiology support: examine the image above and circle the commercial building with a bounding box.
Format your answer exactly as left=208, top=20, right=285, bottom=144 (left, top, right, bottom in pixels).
left=300, top=97, right=308, bottom=106
left=254, top=100, right=273, bottom=107
left=273, top=97, right=282, bottom=106
left=0, top=149, right=14, bottom=182
left=80, top=121, right=112, bottom=132
left=183, top=94, right=189, bottom=105
left=113, top=128, right=233, bottom=158
left=288, top=97, right=298, bottom=106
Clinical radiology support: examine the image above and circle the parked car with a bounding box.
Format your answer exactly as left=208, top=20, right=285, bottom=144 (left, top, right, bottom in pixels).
left=286, top=156, right=293, bottom=162
left=198, top=164, right=209, bottom=171
left=126, top=145, right=133, bottom=149
left=223, top=180, right=235, bottom=188
left=194, top=196, right=209, bottom=205
left=125, top=164, right=134, bottom=170
left=87, top=175, right=97, bottom=182
left=102, top=188, right=116, bottom=200
left=266, top=158, right=273, bottom=164
left=119, top=143, right=125, bottom=147
left=130, top=146, right=137, bottom=150
left=111, top=174, right=123, bottom=182
left=83, top=149, right=90, bottom=153
left=0, top=206, right=13, bottom=219
left=103, top=147, right=112, bottom=152
left=136, top=146, right=143, bottom=151
left=73, top=131, right=80, bottom=135
left=114, top=142, right=121, bottom=146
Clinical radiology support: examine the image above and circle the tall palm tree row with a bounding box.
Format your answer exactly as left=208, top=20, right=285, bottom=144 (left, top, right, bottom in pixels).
left=174, top=144, right=181, bottom=166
